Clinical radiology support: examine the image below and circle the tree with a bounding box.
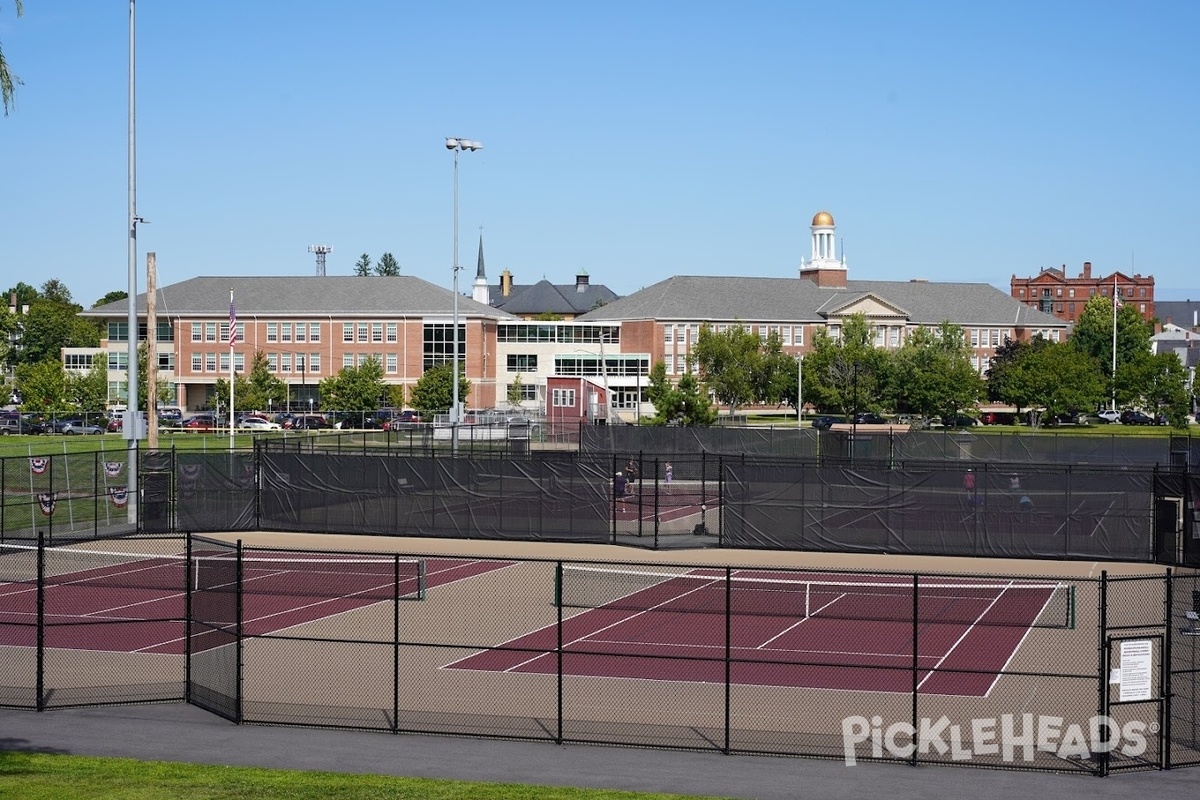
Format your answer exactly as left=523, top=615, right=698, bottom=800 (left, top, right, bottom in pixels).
left=643, top=361, right=717, bottom=426
left=92, top=290, right=129, bottom=308
left=15, top=359, right=70, bottom=415
left=508, top=373, right=526, bottom=407
left=1070, top=294, right=1153, bottom=409
left=534, top=312, right=564, bottom=321
left=17, top=299, right=100, bottom=365
left=374, top=252, right=401, bottom=276
left=409, top=362, right=470, bottom=414
left=801, top=314, right=890, bottom=417
left=318, top=357, right=387, bottom=411
left=1009, top=338, right=1105, bottom=427
left=67, top=362, right=109, bottom=413
left=3, top=281, right=38, bottom=307
left=40, top=279, right=73, bottom=306
left=887, top=323, right=985, bottom=422
left=1, top=0, right=22, bottom=115
left=239, top=350, right=288, bottom=412
left=120, top=343, right=171, bottom=412
left=690, top=324, right=761, bottom=417
left=1140, top=352, right=1191, bottom=428
left=353, top=253, right=372, bottom=277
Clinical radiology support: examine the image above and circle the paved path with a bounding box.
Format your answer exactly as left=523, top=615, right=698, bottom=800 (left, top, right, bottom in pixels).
left=2, top=704, right=1197, bottom=799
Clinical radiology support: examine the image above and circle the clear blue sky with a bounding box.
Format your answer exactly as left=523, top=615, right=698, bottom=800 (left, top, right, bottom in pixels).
left=3, top=1, right=1198, bottom=310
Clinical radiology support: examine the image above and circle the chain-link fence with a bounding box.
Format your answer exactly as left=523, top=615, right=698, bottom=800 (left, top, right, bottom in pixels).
left=3, top=533, right=1197, bottom=776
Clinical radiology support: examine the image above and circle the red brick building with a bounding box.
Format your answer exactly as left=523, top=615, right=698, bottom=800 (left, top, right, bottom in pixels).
left=1011, top=262, right=1155, bottom=325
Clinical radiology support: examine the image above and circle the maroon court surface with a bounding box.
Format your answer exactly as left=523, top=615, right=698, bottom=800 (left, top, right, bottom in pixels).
left=0, top=552, right=507, bottom=654
left=447, top=568, right=1063, bottom=697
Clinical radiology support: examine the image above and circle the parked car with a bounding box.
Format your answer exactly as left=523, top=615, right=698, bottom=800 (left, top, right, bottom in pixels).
left=61, top=420, right=106, bottom=435
left=182, top=414, right=219, bottom=431
left=238, top=416, right=280, bottom=431
left=1045, top=412, right=1084, bottom=426
left=811, top=415, right=839, bottom=431
left=1095, top=409, right=1122, bottom=424
left=941, top=414, right=978, bottom=428
left=852, top=412, right=888, bottom=425
left=44, top=418, right=75, bottom=434
left=979, top=411, right=1018, bottom=425
left=382, top=409, right=421, bottom=430
left=0, top=414, right=45, bottom=435
left=290, top=415, right=331, bottom=430
left=1119, top=409, right=1155, bottom=426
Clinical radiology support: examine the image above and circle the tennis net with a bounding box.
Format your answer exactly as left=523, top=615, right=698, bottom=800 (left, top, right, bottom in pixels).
left=555, top=564, right=1074, bottom=629
left=0, top=542, right=426, bottom=601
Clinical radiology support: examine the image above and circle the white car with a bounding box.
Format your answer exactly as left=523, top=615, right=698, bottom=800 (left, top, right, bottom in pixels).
left=238, top=417, right=280, bottom=431
left=1095, top=409, right=1122, bottom=424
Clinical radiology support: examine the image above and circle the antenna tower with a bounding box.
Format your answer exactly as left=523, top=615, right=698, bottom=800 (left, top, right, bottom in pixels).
left=308, top=244, right=333, bottom=276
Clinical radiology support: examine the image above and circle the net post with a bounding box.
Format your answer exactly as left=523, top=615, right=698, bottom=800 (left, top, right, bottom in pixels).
left=1096, top=569, right=1109, bottom=777
left=416, top=559, right=427, bottom=600
left=553, top=561, right=563, bottom=608
left=1068, top=583, right=1076, bottom=630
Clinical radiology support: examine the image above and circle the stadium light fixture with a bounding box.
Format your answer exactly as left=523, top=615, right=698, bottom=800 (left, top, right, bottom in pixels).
left=446, top=137, right=483, bottom=455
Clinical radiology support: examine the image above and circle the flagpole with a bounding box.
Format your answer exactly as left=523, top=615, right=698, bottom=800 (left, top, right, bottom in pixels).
left=229, top=287, right=236, bottom=449
left=1110, top=275, right=1118, bottom=412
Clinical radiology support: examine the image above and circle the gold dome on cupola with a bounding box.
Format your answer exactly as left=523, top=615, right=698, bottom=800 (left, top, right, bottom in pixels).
left=811, top=211, right=835, bottom=227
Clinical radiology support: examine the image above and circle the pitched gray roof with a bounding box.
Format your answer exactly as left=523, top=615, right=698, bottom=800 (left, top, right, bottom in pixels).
left=81, top=276, right=516, bottom=319
left=1155, top=301, right=1200, bottom=328
left=575, top=275, right=1067, bottom=328
left=492, top=279, right=619, bottom=316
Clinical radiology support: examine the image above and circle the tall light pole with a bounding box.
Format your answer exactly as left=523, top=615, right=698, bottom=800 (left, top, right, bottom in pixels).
left=445, top=137, right=482, bottom=454
left=125, top=0, right=140, bottom=524
left=796, top=354, right=803, bottom=428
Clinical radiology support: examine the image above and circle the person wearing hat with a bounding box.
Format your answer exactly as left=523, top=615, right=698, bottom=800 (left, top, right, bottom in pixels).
left=612, top=470, right=627, bottom=508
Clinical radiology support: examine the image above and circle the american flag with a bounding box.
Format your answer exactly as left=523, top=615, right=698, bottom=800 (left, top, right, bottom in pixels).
left=228, top=294, right=238, bottom=346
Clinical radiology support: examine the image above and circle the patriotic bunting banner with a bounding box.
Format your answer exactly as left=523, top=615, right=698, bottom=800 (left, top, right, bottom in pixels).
left=109, top=486, right=129, bottom=508
left=37, top=492, right=57, bottom=516
left=104, top=461, right=125, bottom=477
left=30, top=457, right=48, bottom=475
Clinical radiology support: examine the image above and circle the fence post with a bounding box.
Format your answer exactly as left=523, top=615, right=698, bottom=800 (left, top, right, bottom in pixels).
left=1163, top=569, right=1173, bottom=769
left=393, top=554, right=401, bottom=735
left=35, top=529, right=45, bottom=711
left=184, top=532, right=193, bottom=704
left=724, top=565, right=732, bottom=754
left=556, top=560, right=564, bottom=744
left=911, top=572, right=919, bottom=766
left=1097, top=570, right=1109, bottom=777
left=235, top=538, right=244, bottom=725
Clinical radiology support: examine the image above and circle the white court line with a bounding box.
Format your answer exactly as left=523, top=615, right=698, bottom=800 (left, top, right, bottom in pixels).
left=981, top=585, right=1064, bottom=698
left=915, top=581, right=1014, bottom=692
left=755, top=593, right=846, bottom=648
left=577, top=634, right=942, bottom=661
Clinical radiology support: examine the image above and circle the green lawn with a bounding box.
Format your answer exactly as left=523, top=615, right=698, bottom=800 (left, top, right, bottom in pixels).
left=0, top=753, right=725, bottom=800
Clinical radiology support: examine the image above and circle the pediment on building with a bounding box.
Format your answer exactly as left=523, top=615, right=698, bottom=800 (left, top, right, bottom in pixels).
left=818, top=292, right=910, bottom=321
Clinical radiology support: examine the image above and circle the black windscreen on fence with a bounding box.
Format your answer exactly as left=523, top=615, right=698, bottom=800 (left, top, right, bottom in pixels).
left=720, top=460, right=1156, bottom=561
left=257, top=451, right=612, bottom=543
left=187, top=535, right=241, bottom=722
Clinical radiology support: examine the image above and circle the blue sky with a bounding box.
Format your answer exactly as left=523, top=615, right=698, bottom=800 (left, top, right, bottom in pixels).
left=2, top=1, right=1198, bottom=310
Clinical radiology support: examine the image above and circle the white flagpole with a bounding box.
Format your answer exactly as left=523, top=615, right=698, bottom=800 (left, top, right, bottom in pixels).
left=229, top=287, right=235, bottom=449
left=1110, top=276, right=1118, bottom=411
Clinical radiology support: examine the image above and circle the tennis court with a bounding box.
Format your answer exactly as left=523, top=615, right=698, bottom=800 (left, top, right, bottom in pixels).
left=447, top=565, right=1074, bottom=697
left=0, top=543, right=509, bottom=654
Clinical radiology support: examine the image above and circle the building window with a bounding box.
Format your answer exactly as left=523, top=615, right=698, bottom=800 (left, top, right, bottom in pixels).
left=664, top=326, right=674, bottom=344
left=279, top=354, right=290, bottom=373
left=970, top=329, right=979, bottom=347
left=343, top=353, right=354, bottom=369
left=191, top=323, right=202, bottom=342
left=205, top=322, right=217, bottom=342
left=1090, top=288, right=1096, bottom=296
left=308, top=353, right=320, bottom=374
left=205, top=353, right=217, bottom=372
left=108, top=351, right=128, bottom=370
left=386, top=353, right=397, bottom=374
left=233, top=353, right=243, bottom=372
left=889, top=327, right=900, bottom=347
left=510, top=383, right=536, bottom=401
left=1018, top=288, right=1025, bottom=298
left=688, top=325, right=699, bottom=344
left=191, top=353, right=202, bottom=372
left=675, top=355, right=687, bottom=373
left=310, top=323, right=321, bottom=342
left=372, top=322, right=383, bottom=343
left=422, top=323, right=465, bottom=370
left=507, top=354, right=538, bottom=372
left=795, top=326, right=804, bottom=347
left=343, top=323, right=354, bottom=342
left=157, top=352, right=175, bottom=371
left=220, top=352, right=230, bottom=372
left=281, top=323, right=292, bottom=343
left=1139, top=303, right=1146, bottom=314
left=387, top=322, right=398, bottom=343
left=1068, top=303, right=1075, bottom=314
left=357, top=323, right=368, bottom=342
left=1068, top=288, right=1075, bottom=298
left=295, top=322, right=306, bottom=343
left=64, top=353, right=94, bottom=370
left=1140, top=288, right=1147, bottom=297
left=266, top=353, right=277, bottom=372
left=1056, top=288, right=1062, bottom=297
left=552, top=388, right=576, bottom=407
left=267, top=322, right=278, bottom=343
left=108, top=322, right=129, bottom=342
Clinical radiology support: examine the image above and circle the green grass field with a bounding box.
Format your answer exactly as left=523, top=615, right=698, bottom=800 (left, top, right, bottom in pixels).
left=0, top=753, right=724, bottom=800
